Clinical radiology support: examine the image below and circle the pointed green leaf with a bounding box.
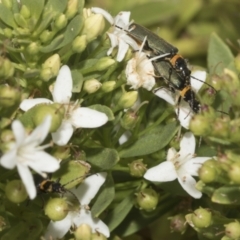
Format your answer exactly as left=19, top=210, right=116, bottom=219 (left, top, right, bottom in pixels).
left=0, top=3, right=17, bottom=28
left=208, top=33, right=234, bottom=75
left=119, top=122, right=178, bottom=158
left=89, top=104, right=115, bottom=121
left=71, top=69, right=84, bottom=93
left=87, top=148, right=119, bottom=170
left=91, top=173, right=115, bottom=217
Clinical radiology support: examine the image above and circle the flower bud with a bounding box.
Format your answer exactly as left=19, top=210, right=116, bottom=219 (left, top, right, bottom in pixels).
left=40, top=30, right=54, bottom=43
left=74, top=224, right=92, bottom=240
left=14, top=13, right=27, bottom=28
left=41, top=54, right=61, bottom=81
left=135, top=188, right=159, bottom=211
left=0, top=85, right=20, bottom=107
left=5, top=180, right=28, bottom=203
left=52, top=146, right=70, bottom=160
left=96, top=57, right=115, bottom=71
left=54, top=14, right=67, bottom=30
left=198, top=164, right=217, bottom=183
left=72, top=35, right=87, bottom=53
left=32, top=103, right=65, bottom=132
left=83, top=79, right=102, bottom=94
left=210, top=118, right=229, bottom=139
left=65, top=0, right=79, bottom=19
left=128, top=159, right=147, bottom=177
left=2, top=0, right=12, bottom=9
left=118, top=91, right=138, bottom=109
left=26, top=41, right=40, bottom=55
left=3, top=28, right=12, bottom=38
left=120, top=110, right=139, bottom=130
left=225, top=221, right=240, bottom=239
left=101, top=81, right=116, bottom=93
left=189, top=115, right=211, bottom=136
left=209, top=74, right=223, bottom=91
left=169, top=214, right=187, bottom=234
left=81, top=12, right=105, bottom=42
left=91, top=232, right=107, bottom=240
left=44, top=198, right=68, bottom=221
left=229, top=119, right=240, bottom=142
left=20, top=5, right=31, bottom=19
left=15, top=27, right=30, bottom=36
left=0, top=57, right=15, bottom=78
left=228, top=163, right=240, bottom=184
left=191, top=208, right=212, bottom=228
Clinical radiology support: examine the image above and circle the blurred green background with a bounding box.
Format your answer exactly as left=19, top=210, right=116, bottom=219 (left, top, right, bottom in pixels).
left=86, top=0, right=240, bottom=67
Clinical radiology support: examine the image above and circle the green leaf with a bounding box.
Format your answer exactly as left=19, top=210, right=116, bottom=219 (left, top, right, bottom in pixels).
left=207, top=33, right=234, bottom=75
left=88, top=104, right=115, bottom=121
left=212, top=186, right=240, bottom=205
left=104, top=193, right=134, bottom=231
left=71, top=69, right=84, bottom=93
left=91, top=173, right=115, bottom=217
left=0, top=3, right=17, bottom=28
left=119, top=122, right=178, bottom=158
left=87, top=148, right=119, bottom=170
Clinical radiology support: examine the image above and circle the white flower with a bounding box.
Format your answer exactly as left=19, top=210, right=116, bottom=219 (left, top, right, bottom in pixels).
left=125, top=37, right=156, bottom=91
left=154, top=70, right=207, bottom=129
left=44, top=172, right=110, bottom=239
left=0, top=116, right=60, bottom=199
left=144, top=132, right=211, bottom=199
left=91, top=7, right=139, bottom=62
left=20, top=65, right=108, bottom=146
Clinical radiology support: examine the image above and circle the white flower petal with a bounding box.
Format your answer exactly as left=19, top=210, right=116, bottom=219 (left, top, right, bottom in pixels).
left=25, top=151, right=59, bottom=175
left=114, top=11, right=131, bottom=28
left=52, top=65, right=72, bottom=104
left=178, top=132, right=196, bottom=160
left=183, top=157, right=211, bottom=176
left=154, top=88, right=175, bottom=105
left=166, top=147, right=178, bottom=161
left=0, top=148, right=17, bottom=169
left=71, top=107, right=108, bottom=128
left=175, top=101, right=193, bottom=129
left=51, top=121, right=74, bottom=146
left=177, top=169, right=202, bottom=199
left=12, top=120, right=26, bottom=147
left=17, top=164, right=36, bottom=199
left=72, top=172, right=107, bottom=205
left=144, top=161, right=177, bottom=182
left=45, top=213, right=73, bottom=239
left=74, top=209, right=110, bottom=238
left=119, top=131, right=131, bottom=145
left=91, top=7, right=114, bottom=25
left=190, top=70, right=207, bottom=93
left=24, top=116, right=52, bottom=146
left=106, top=33, right=118, bottom=55
left=116, top=38, right=129, bottom=62
left=20, top=98, right=53, bottom=111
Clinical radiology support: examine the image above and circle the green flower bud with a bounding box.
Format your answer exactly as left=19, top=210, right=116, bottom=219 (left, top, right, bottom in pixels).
left=26, top=41, right=40, bottom=55
left=20, top=5, right=31, bottom=19
left=32, top=103, right=65, bottom=132
left=41, top=54, right=61, bottom=81
left=0, top=57, right=15, bottom=78
left=0, top=85, right=20, bottom=107
left=229, top=119, right=240, bottom=142
left=120, top=110, right=139, bottom=130
left=225, top=221, right=240, bottom=239
left=191, top=208, right=212, bottom=228
left=52, top=146, right=70, bottom=160
left=128, top=159, right=147, bottom=177
left=91, top=233, right=107, bottom=240
left=210, top=118, right=229, bottom=139
left=3, top=28, right=12, bottom=38
left=81, top=11, right=105, bottom=42
left=96, top=57, right=115, bottom=71
left=83, top=79, right=102, bottom=94
left=2, top=0, right=12, bottom=9
left=65, top=0, right=79, bottom=19
left=209, top=74, right=223, bottom=91
left=228, top=163, right=240, bottom=184
left=198, top=164, right=217, bottom=183
left=40, top=30, right=54, bottom=43
left=5, top=180, right=28, bottom=203
left=118, top=91, right=138, bottom=109
left=72, top=35, right=87, bottom=53
left=189, top=115, right=211, bottom=136
left=15, top=27, right=30, bottom=36
left=14, top=13, right=28, bottom=28
left=74, top=224, right=92, bottom=240
left=169, top=214, right=187, bottom=234
left=54, top=14, right=67, bottom=30
left=135, top=188, right=159, bottom=211
left=101, top=81, right=116, bottom=93
left=44, top=198, right=68, bottom=221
